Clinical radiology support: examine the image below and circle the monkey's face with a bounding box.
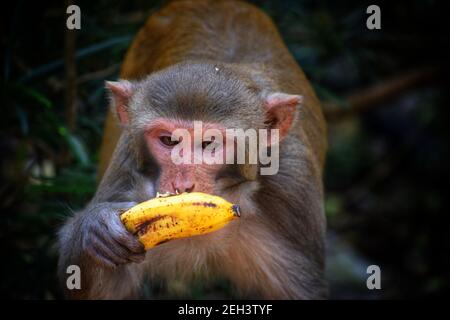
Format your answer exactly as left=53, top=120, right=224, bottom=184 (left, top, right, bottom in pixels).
left=105, top=63, right=302, bottom=198
left=144, top=118, right=230, bottom=195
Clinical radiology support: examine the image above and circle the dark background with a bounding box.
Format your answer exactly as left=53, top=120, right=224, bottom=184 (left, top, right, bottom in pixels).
left=1, top=0, right=448, bottom=299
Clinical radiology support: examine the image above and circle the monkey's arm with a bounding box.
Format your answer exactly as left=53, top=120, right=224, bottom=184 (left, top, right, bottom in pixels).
left=57, top=203, right=145, bottom=299
left=57, top=134, right=149, bottom=299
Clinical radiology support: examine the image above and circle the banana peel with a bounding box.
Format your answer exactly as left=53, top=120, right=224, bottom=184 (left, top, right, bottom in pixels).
left=120, top=192, right=240, bottom=250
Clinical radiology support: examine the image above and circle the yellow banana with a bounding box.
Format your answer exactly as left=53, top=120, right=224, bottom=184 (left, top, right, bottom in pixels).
left=120, top=192, right=240, bottom=250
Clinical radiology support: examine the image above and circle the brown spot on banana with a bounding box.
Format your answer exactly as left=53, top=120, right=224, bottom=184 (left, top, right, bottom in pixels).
left=134, top=215, right=166, bottom=236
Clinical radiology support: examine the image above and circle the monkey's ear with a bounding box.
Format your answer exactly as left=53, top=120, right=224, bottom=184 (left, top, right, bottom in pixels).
left=105, top=80, right=134, bottom=125
left=264, top=93, right=302, bottom=143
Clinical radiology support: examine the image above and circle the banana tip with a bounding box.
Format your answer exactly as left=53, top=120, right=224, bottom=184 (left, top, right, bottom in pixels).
left=232, top=204, right=241, bottom=217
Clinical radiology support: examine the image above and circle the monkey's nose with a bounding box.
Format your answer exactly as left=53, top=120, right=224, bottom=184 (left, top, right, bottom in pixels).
left=172, top=182, right=195, bottom=193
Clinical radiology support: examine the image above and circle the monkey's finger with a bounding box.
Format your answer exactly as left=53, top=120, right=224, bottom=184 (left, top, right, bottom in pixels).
left=110, top=237, right=146, bottom=263
left=109, top=217, right=146, bottom=254
left=95, top=228, right=146, bottom=263
left=91, top=235, right=130, bottom=265
left=127, top=252, right=146, bottom=263
left=93, top=226, right=146, bottom=264
left=86, top=244, right=117, bottom=269
left=112, top=231, right=146, bottom=255
left=98, top=216, right=145, bottom=254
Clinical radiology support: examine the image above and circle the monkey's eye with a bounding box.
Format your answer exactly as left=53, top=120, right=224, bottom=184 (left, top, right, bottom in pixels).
left=159, top=136, right=180, bottom=147
left=202, top=140, right=212, bottom=149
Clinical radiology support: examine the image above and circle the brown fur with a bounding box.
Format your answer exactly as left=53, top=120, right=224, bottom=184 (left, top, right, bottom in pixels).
left=59, top=0, right=327, bottom=299
left=99, top=0, right=326, bottom=177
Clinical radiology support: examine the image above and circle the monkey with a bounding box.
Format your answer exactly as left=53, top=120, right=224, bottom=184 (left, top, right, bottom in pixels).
left=57, top=0, right=328, bottom=299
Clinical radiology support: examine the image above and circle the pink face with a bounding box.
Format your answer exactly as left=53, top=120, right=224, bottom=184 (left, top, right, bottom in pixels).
left=145, top=118, right=228, bottom=195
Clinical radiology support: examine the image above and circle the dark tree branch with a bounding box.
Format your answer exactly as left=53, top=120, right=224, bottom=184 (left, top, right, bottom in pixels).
left=323, top=66, right=442, bottom=121
left=77, top=64, right=120, bottom=84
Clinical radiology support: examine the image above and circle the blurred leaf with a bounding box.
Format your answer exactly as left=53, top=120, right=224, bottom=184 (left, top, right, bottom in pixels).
left=59, top=128, right=90, bottom=166
left=18, top=85, right=52, bottom=109
left=325, top=194, right=344, bottom=218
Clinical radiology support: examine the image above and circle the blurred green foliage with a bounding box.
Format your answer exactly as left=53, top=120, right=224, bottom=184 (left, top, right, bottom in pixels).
left=1, top=0, right=448, bottom=299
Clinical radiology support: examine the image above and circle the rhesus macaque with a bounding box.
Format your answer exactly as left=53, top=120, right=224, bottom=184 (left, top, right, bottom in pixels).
left=58, top=0, right=327, bottom=299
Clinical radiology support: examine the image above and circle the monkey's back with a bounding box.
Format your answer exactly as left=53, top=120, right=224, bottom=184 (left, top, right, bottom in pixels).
left=99, top=0, right=327, bottom=178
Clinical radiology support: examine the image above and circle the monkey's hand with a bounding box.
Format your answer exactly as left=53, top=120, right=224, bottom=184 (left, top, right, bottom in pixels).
left=78, top=202, right=146, bottom=268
